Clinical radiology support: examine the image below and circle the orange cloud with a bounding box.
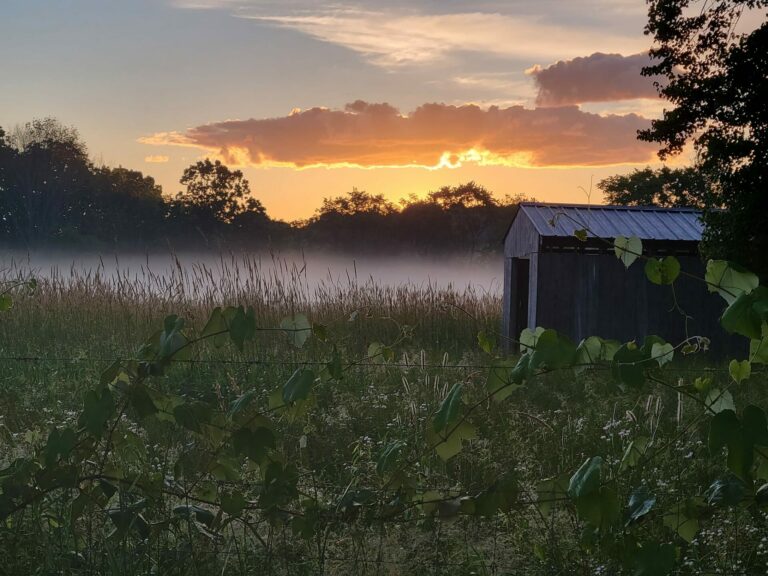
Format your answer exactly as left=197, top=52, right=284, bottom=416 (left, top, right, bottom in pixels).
left=528, top=52, right=662, bottom=107
left=144, top=154, right=170, bottom=163
left=141, top=101, right=658, bottom=168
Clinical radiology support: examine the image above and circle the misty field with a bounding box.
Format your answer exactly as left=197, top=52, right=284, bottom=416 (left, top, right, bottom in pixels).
left=1, top=253, right=767, bottom=576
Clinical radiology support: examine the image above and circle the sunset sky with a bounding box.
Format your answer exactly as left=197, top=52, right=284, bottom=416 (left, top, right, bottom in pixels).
left=0, top=0, right=692, bottom=220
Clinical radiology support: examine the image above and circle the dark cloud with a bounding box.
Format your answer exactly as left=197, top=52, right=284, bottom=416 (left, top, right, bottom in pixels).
left=529, top=52, right=660, bottom=106
left=142, top=101, right=657, bottom=167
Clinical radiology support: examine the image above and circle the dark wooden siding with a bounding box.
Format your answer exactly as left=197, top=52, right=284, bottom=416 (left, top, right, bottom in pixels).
left=534, top=253, right=745, bottom=356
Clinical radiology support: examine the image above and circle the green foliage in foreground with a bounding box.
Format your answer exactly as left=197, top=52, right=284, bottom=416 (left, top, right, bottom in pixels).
left=1, top=240, right=768, bottom=574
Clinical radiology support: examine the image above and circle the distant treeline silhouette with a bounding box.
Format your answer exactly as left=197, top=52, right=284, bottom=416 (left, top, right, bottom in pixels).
left=0, top=118, right=529, bottom=254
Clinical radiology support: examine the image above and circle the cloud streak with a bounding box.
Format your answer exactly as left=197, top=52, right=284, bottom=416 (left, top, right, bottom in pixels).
left=144, top=155, right=170, bottom=163
left=528, top=52, right=660, bottom=106
left=241, top=9, right=648, bottom=67
left=141, top=101, right=657, bottom=169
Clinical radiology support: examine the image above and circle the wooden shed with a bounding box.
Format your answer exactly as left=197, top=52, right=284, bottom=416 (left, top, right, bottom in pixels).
left=502, top=202, right=739, bottom=356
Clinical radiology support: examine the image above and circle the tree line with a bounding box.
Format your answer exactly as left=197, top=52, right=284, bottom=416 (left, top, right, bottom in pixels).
left=0, top=116, right=761, bottom=268
left=0, top=119, right=527, bottom=255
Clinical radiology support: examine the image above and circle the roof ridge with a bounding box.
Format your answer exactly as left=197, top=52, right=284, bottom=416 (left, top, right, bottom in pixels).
left=519, top=201, right=700, bottom=213
left=511, top=203, right=703, bottom=242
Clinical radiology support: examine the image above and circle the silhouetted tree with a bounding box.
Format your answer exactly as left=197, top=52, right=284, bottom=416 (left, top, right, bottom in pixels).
left=598, top=166, right=708, bottom=208
left=318, top=188, right=396, bottom=217
left=301, top=183, right=529, bottom=254
left=641, top=0, right=768, bottom=274
left=90, top=166, right=166, bottom=246
left=170, top=159, right=268, bottom=246
left=422, top=182, right=525, bottom=254
left=0, top=127, right=13, bottom=239
left=175, top=159, right=264, bottom=224
left=3, top=118, right=94, bottom=245
left=427, top=181, right=495, bottom=209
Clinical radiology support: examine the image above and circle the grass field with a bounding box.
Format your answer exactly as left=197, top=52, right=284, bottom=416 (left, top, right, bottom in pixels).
left=0, top=255, right=766, bottom=575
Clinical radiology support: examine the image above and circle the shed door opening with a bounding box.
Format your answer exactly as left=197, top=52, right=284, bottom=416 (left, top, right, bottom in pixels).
left=512, top=258, right=530, bottom=345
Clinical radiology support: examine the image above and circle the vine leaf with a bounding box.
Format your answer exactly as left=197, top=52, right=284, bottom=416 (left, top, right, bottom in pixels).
left=477, top=330, right=496, bottom=354
left=227, top=306, right=256, bottom=352
left=644, top=256, right=680, bottom=285
left=128, top=384, right=158, bottom=419
left=662, top=499, right=704, bottom=542
left=433, top=383, right=463, bottom=433
left=568, top=456, right=602, bottom=499
left=45, top=428, right=77, bottom=467
left=486, top=358, right=527, bottom=402
left=706, top=476, right=747, bottom=507
left=568, top=457, right=620, bottom=528
left=575, top=336, right=603, bottom=372
left=729, top=359, right=751, bottom=383
left=79, top=388, right=115, bottom=437
left=282, top=369, right=315, bottom=404
left=576, top=488, right=620, bottom=529
left=704, top=389, right=735, bottom=414
left=720, top=289, right=767, bottom=339
left=705, top=260, right=758, bottom=304
left=519, top=326, right=545, bottom=352
left=528, top=329, right=577, bottom=370
left=367, top=342, right=394, bottom=363
left=228, top=390, right=258, bottom=420
left=99, top=359, right=123, bottom=386
left=200, top=307, right=228, bottom=348
left=749, top=324, right=768, bottom=364
left=613, top=235, right=642, bottom=268
left=708, top=410, right=740, bottom=455
left=612, top=343, right=647, bottom=388
left=233, top=427, right=275, bottom=463
left=433, top=421, right=476, bottom=461
left=158, top=315, right=188, bottom=359
left=220, top=491, right=247, bottom=517
left=172, top=401, right=212, bottom=434
left=626, top=486, right=656, bottom=525
left=280, top=313, right=312, bottom=348
left=709, top=405, right=768, bottom=481
left=620, top=436, right=650, bottom=471
left=651, top=342, right=674, bottom=366
left=536, top=475, right=569, bottom=517
left=471, top=473, right=519, bottom=516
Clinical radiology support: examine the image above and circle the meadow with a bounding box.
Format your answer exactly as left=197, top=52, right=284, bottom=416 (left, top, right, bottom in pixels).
left=0, top=252, right=766, bottom=576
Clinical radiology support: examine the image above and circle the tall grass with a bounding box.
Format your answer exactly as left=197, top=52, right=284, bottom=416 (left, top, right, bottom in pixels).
left=0, top=252, right=501, bottom=359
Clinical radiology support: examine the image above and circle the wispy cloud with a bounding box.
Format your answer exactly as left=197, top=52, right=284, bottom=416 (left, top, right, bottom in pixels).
left=452, top=73, right=534, bottom=95
left=144, top=155, right=170, bottom=163
left=528, top=52, right=661, bottom=106
left=141, top=100, right=657, bottom=169
left=243, top=10, right=647, bottom=67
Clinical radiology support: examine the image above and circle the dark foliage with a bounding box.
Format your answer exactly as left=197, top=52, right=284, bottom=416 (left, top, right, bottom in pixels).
left=640, top=0, right=768, bottom=275
left=597, top=166, right=708, bottom=208
left=302, top=183, right=527, bottom=254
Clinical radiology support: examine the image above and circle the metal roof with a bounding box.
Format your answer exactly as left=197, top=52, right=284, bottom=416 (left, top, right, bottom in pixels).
left=515, top=202, right=703, bottom=242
